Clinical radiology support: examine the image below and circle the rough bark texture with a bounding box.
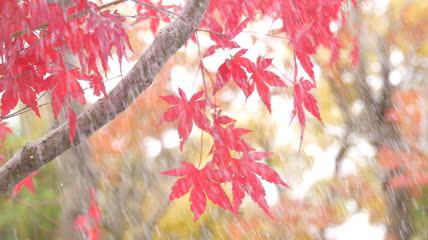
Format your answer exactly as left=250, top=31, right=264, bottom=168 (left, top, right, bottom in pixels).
left=0, top=0, right=211, bottom=196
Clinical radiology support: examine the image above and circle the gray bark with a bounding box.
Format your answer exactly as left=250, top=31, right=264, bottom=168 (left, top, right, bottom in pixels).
left=0, top=0, right=210, bottom=196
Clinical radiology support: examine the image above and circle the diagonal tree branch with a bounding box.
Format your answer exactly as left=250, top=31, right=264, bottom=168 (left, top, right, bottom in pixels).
left=0, top=0, right=211, bottom=197
left=378, top=36, right=393, bottom=118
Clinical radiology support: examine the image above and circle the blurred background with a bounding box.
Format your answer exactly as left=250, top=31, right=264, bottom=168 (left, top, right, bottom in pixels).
left=1, top=0, right=428, bottom=239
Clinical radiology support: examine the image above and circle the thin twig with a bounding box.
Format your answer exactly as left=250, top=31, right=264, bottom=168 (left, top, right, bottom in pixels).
left=196, top=28, right=223, bottom=36
left=326, top=76, right=352, bottom=124
left=132, top=0, right=179, bottom=17
left=334, top=129, right=351, bottom=176
left=378, top=36, right=393, bottom=117
left=241, top=30, right=289, bottom=40
left=195, top=32, right=208, bottom=169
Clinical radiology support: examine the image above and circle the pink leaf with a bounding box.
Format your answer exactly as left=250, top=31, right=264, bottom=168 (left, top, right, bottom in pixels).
left=0, top=121, right=13, bottom=141
left=67, top=107, right=77, bottom=144
left=12, top=171, right=38, bottom=198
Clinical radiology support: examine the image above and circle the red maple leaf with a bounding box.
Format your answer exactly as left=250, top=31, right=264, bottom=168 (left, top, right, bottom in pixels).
left=73, top=215, right=89, bottom=231
left=0, top=78, right=40, bottom=118
left=159, top=89, right=211, bottom=150
left=66, top=106, right=77, bottom=144
left=291, top=78, right=322, bottom=149
left=12, top=171, right=38, bottom=198
left=84, top=71, right=106, bottom=97
left=135, top=0, right=179, bottom=35
left=45, top=67, right=86, bottom=119
left=227, top=152, right=289, bottom=218
left=85, top=7, right=132, bottom=72
left=248, top=57, right=286, bottom=112
left=0, top=121, right=13, bottom=141
left=162, top=161, right=233, bottom=221
left=214, top=49, right=254, bottom=97
left=88, top=188, right=101, bottom=225
left=296, top=48, right=315, bottom=84
left=202, top=14, right=252, bottom=58
left=350, top=37, right=359, bottom=66
left=211, top=144, right=234, bottom=168
left=209, top=113, right=254, bottom=154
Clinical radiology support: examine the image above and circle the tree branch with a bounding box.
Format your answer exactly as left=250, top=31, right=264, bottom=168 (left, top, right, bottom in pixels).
left=334, top=129, right=351, bottom=176
left=378, top=36, right=393, bottom=118
left=326, top=76, right=352, bottom=124
left=0, top=0, right=210, bottom=197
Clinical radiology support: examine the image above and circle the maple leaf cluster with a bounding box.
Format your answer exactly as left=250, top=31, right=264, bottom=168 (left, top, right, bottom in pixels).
left=159, top=49, right=295, bottom=221
left=0, top=0, right=356, bottom=225
left=158, top=61, right=321, bottom=220
left=135, top=0, right=181, bottom=35
left=0, top=0, right=187, bottom=201
left=0, top=122, right=12, bottom=142
left=0, top=0, right=135, bottom=143
left=160, top=0, right=354, bottom=220
left=201, top=0, right=355, bottom=143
